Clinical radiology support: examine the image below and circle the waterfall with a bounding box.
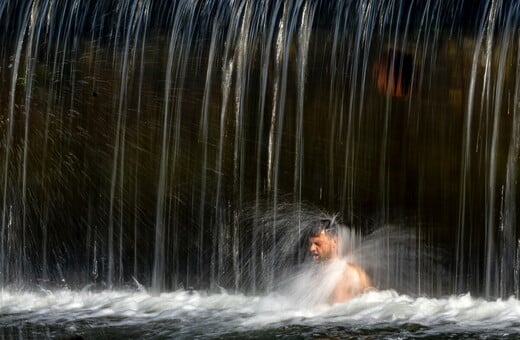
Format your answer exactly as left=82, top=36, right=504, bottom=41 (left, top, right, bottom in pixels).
left=0, top=0, right=518, bottom=299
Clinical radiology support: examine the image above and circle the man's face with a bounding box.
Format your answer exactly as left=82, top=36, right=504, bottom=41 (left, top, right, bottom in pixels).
left=309, top=231, right=338, bottom=262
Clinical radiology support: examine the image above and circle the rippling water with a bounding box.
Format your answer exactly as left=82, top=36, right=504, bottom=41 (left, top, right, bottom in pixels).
left=2, top=288, right=519, bottom=339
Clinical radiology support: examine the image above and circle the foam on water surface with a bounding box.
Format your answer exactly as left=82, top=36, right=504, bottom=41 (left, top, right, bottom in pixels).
left=2, top=288, right=520, bottom=338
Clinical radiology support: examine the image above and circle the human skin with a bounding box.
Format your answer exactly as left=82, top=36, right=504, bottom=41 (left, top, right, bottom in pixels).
left=309, top=231, right=338, bottom=262
left=309, top=231, right=372, bottom=303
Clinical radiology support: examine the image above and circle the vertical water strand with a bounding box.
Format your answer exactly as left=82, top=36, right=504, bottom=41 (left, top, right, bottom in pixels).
left=399, top=0, right=419, bottom=293
left=398, top=0, right=421, bottom=292
left=154, top=0, right=197, bottom=291
left=107, top=1, right=138, bottom=288
left=294, top=1, right=314, bottom=243
left=456, top=1, right=489, bottom=293
left=152, top=2, right=179, bottom=292
left=479, top=1, right=497, bottom=140
left=169, top=3, right=198, bottom=290
left=106, top=1, right=122, bottom=289
left=212, top=32, right=234, bottom=291
left=326, top=1, right=340, bottom=195
left=122, top=0, right=147, bottom=286
left=400, top=8, right=420, bottom=275
left=266, top=1, right=286, bottom=290
left=407, top=0, right=432, bottom=124
left=117, top=1, right=130, bottom=288
left=72, top=8, right=92, bottom=281
left=352, top=0, right=377, bottom=222
left=88, top=1, right=107, bottom=104
left=40, top=0, right=60, bottom=284
left=21, top=1, right=88, bottom=284
left=233, top=0, right=253, bottom=292
left=199, top=16, right=220, bottom=288
left=253, top=0, right=281, bottom=293
left=57, top=1, right=82, bottom=285
left=448, top=0, right=465, bottom=39
left=192, top=20, right=206, bottom=286
left=266, top=1, right=285, bottom=196
left=132, top=0, right=151, bottom=281
left=0, top=2, right=5, bottom=28
left=20, top=0, right=36, bottom=283
left=0, top=0, right=31, bottom=286
left=381, top=0, right=403, bottom=225
left=69, top=0, right=88, bottom=125
left=425, top=2, right=443, bottom=95
left=212, top=1, right=246, bottom=290
left=398, top=0, right=415, bottom=119
left=20, top=0, right=48, bottom=282
left=517, top=239, right=520, bottom=297
left=377, top=0, right=399, bottom=288
left=164, top=3, right=183, bottom=288
left=482, top=0, right=499, bottom=298
left=418, top=0, right=435, bottom=102
left=58, top=0, right=79, bottom=152
left=341, top=0, right=364, bottom=219
left=83, top=2, right=101, bottom=283
left=327, top=0, right=340, bottom=145
left=117, top=3, right=130, bottom=286
left=271, top=0, right=303, bottom=289
left=504, top=19, right=520, bottom=297
left=83, top=1, right=97, bottom=287
left=121, top=0, right=148, bottom=286
left=341, top=0, right=376, bottom=221
left=488, top=0, right=512, bottom=297
left=243, top=1, right=262, bottom=292
left=0, top=0, right=7, bottom=268
left=297, top=5, right=314, bottom=188
left=328, top=1, right=350, bottom=207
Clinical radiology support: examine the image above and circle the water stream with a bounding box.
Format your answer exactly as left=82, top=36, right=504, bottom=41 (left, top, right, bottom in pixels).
left=0, top=0, right=519, bottom=337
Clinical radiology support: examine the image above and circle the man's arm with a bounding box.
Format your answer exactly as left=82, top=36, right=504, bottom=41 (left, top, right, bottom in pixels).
left=329, top=263, right=372, bottom=303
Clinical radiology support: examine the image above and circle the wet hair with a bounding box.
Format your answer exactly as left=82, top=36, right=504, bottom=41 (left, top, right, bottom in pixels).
left=309, top=218, right=338, bottom=237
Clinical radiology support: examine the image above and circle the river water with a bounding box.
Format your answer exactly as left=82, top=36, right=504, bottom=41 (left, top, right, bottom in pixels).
left=2, top=289, right=519, bottom=339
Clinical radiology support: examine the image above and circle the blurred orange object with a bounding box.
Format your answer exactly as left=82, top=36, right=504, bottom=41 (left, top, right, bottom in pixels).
left=374, top=49, right=413, bottom=98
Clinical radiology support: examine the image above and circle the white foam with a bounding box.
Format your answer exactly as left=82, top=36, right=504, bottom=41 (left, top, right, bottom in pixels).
left=2, top=287, right=520, bottom=334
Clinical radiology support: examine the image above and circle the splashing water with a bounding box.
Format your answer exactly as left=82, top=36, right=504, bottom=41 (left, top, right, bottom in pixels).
left=2, top=288, right=520, bottom=339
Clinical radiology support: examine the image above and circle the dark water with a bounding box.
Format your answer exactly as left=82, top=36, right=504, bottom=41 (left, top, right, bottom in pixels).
left=5, top=323, right=518, bottom=340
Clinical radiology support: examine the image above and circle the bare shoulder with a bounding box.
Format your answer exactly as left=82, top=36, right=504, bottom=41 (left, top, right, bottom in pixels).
left=344, top=262, right=372, bottom=290
left=329, top=261, right=372, bottom=303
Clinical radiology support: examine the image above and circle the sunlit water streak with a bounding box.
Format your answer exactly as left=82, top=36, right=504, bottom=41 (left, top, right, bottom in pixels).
left=1, top=289, right=519, bottom=339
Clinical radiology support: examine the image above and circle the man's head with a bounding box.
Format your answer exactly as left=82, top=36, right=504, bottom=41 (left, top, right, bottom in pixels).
left=308, top=219, right=338, bottom=262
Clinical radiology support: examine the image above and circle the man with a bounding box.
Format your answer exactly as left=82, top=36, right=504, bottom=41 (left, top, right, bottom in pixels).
left=308, top=219, right=372, bottom=303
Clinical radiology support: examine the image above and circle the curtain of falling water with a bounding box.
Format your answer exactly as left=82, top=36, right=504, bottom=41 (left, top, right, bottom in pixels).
left=152, top=1, right=200, bottom=292
left=0, top=0, right=519, bottom=298
left=505, top=33, right=520, bottom=298
left=457, top=0, right=520, bottom=297
left=253, top=0, right=282, bottom=293
left=1, top=1, right=32, bottom=286
left=107, top=0, right=150, bottom=289
left=268, top=0, right=303, bottom=290
left=294, top=1, right=316, bottom=269
left=198, top=8, right=219, bottom=292
left=499, top=19, right=519, bottom=297
left=212, top=2, right=236, bottom=291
